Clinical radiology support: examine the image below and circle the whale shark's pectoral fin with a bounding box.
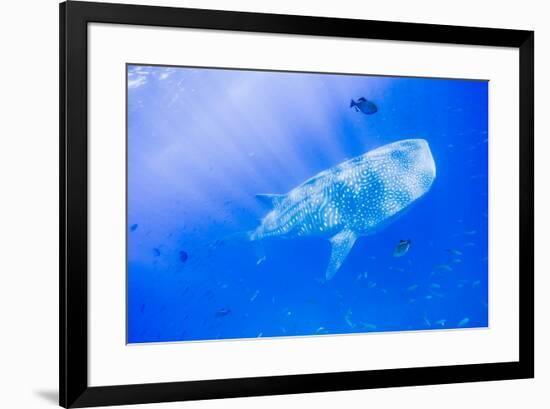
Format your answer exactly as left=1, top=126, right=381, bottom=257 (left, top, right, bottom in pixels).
left=326, top=230, right=357, bottom=280
left=256, top=193, right=286, bottom=208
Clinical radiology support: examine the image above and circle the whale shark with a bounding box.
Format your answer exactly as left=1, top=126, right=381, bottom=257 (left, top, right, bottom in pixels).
left=250, top=139, right=436, bottom=280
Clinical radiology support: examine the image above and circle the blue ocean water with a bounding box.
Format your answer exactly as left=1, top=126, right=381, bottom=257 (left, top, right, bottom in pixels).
left=127, top=64, right=488, bottom=344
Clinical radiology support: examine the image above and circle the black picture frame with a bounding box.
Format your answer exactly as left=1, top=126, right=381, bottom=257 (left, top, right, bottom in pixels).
left=60, top=1, right=534, bottom=407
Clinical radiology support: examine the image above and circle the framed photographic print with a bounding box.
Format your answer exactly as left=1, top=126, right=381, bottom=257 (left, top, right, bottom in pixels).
left=60, top=1, right=534, bottom=407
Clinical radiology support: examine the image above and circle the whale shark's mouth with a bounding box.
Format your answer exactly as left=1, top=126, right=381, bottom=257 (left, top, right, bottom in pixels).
left=395, top=139, right=437, bottom=199
left=416, top=139, right=436, bottom=180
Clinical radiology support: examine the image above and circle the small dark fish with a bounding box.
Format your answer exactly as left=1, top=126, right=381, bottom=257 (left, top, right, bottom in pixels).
left=153, top=248, right=160, bottom=257
left=446, top=248, right=462, bottom=256
left=393, top=239, right=411, bottom=257
left=179, top=250, right=188, bottom=263
left=350, top=97, right=378, bottom=115
left=215, top=308, right=231, bottom=317
left=130, top=223, right=138, bottom=232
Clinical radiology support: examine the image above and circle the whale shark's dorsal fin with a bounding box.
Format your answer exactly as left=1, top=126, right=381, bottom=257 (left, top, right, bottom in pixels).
left=256, top=193, right=286, bottom=208
left=326, top=229, right=357, bottom=280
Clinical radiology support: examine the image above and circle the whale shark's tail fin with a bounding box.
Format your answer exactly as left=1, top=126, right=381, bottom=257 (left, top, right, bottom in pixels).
left=326, top=229, right=357, bottom=280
